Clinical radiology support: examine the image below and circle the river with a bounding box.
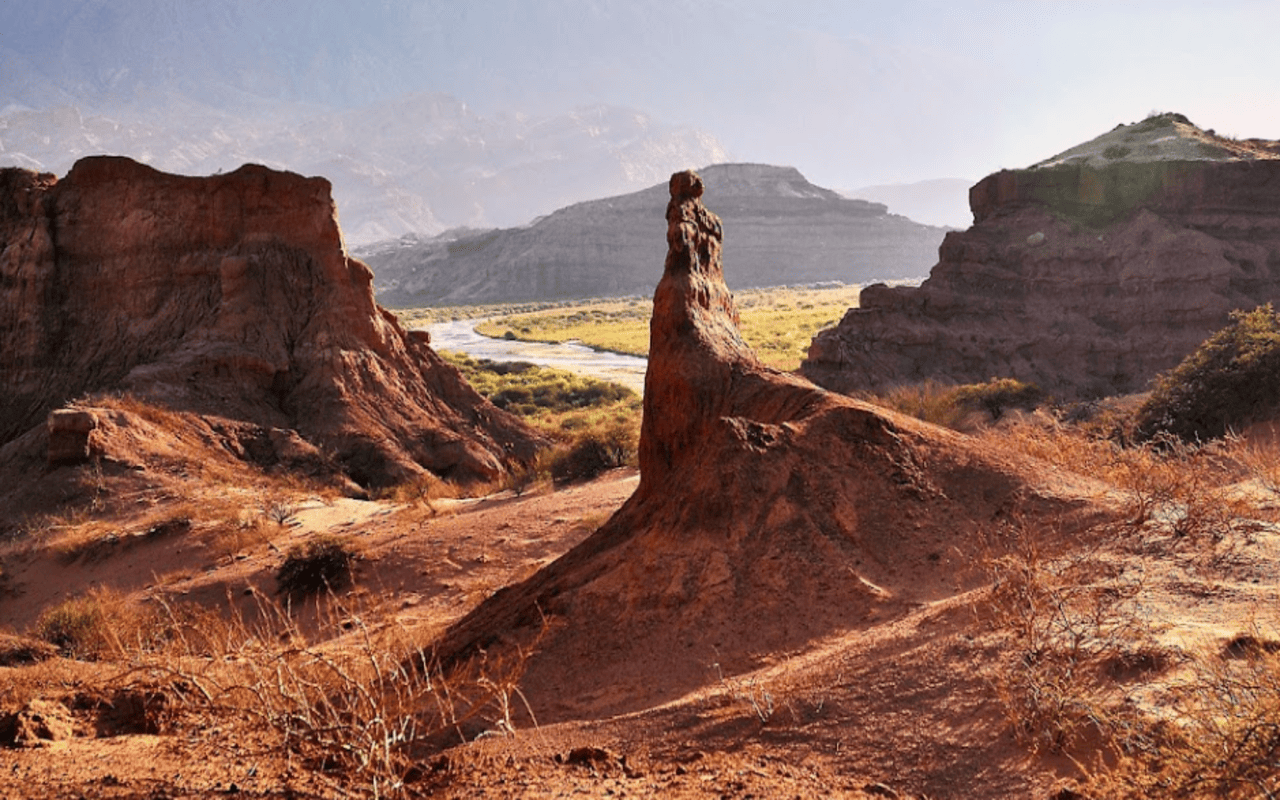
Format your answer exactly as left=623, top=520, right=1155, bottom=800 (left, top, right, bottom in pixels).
left=426, top=319, right=649, bottom=394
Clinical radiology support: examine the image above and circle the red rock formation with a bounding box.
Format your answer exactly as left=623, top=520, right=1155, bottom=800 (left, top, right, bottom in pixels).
left=803, top=117, right=1280, bottom=399
left=430, top=170, right=1105, bottom=724
left=0, top=156, right=540, bottom=487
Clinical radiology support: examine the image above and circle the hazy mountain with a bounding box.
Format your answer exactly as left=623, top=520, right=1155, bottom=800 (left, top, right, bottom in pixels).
left=361, top=163, right=946, bottom=306
left=844, top=178, right=975, bottom=230
left=0, top=94, right=727, bottom=246
left=0, top=1, right=729, bottom=245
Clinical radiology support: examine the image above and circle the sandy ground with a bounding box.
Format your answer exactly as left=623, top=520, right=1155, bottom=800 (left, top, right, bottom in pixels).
left=4, top=453, right=1280, bottom=798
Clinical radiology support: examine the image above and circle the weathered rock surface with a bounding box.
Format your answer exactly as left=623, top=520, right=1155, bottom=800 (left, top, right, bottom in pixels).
left=362, top=163, right=946, bottom=306
left=0, top=156, right=540, bottom=487
left=802, top=114, right=1280, bottom=398
left=430, top=170, right=1106, bottom=723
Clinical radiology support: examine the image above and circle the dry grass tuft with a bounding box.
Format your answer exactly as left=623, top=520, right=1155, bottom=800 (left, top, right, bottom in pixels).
left=981, top=520, right=1158, bottom=755
left=13, top=589, right=547, bottom=797
left=1088, top=624, right=1280, bottom=798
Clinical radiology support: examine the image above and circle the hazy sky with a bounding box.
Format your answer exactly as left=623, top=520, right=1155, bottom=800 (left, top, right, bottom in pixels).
left=434, top=0, right=1279, bottom=188
left=3, top=0, right=1278, bottom=192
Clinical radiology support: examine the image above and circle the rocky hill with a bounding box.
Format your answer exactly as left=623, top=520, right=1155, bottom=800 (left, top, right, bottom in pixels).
left=429, top=169, right=1104, bottom=721
left=362, top=163, right=946, bottom=306
left=802, top=113, right=1280, bottom=398
left=0, top=156, right=541, bottom=490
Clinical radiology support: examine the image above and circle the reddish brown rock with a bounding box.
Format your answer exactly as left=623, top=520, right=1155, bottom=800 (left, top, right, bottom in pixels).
left=802, top=116, right=1280, bottom=399
left=0, top=156, right=540, bottom=487
left=45, top=409, right=100, bottom=466
left=430, top=170, right=1105, bottom=724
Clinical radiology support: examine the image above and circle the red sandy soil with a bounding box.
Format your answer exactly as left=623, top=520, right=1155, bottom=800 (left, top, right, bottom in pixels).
left=2, top=455, right=1279, bottom=799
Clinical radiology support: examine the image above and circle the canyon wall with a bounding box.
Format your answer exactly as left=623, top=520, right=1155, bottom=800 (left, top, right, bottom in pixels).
left=0, top=156, right=540, bottom=487
left=803, top=157, right=1280, bottom=398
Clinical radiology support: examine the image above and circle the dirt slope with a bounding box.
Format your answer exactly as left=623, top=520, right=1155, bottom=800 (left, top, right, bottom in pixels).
left=432, top=169, right=1113, bottom=723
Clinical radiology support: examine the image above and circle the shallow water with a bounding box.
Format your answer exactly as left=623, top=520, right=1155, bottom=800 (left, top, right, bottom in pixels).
left=424, top=319, right=648, bottom=394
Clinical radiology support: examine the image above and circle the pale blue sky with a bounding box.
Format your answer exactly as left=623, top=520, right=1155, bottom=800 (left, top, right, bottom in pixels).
left=2, top=0, right=1277, bottom=191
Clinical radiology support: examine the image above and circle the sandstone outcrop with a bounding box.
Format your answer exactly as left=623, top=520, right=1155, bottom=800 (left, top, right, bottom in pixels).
left=0, top=156, right=540, bottom=487
left=363, top=163, right=945, bottom=306
left=430, top=170, right=1106, bottom=723
left=802, top=114, right=1280, bottom=398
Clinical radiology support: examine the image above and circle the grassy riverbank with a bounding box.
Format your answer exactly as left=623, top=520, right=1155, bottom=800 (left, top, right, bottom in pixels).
left=445, top=284, right=864, bottom=371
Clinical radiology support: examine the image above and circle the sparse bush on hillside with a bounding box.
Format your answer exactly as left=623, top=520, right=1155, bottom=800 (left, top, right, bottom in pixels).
left=952, top=378, right=1047, bottom=421
left=33, top=588, right=163, bottom=660
left=867, top=377, right=1046, bottom=430
left=1089, top=628, right=1280, bottom=798
left=984, top=523, right=1156, bottom=755
left=549, top=422, right=638, bottom=485
left=1136, top=304, right=1280, bottom=442
left=40, top=591, right=547, bottom=796
left=275, top=535, right=360, bottom=600
left=866, top=380, right=973, bottom=430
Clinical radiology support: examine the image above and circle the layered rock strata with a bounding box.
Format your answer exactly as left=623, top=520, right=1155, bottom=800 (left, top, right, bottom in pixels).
left=430, top=170, right=1105, bottom=723
left=802, top=115, right=1280, bottom=398
left=363, top=163, right=945, bottom=306
left=0, top=156, right=540, bottom=487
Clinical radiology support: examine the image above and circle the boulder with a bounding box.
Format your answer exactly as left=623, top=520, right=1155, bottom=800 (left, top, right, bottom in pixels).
left=46, top=409, right=100, bottom=466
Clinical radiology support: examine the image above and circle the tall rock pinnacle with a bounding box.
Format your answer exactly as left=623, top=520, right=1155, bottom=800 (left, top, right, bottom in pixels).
left=430, top=169, right=1108, bottom=723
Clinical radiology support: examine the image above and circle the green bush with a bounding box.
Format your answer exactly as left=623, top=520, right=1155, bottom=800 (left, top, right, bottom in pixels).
left=276, top=536, right=359, bottom=600
left=440, top=352, right=636, bottom=415
left=1136, top=304, right=1280, bottom=441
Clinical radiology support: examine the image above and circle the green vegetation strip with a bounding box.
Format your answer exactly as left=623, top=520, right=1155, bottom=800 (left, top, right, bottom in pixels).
left=458, top=284, right=863, bottom=371
left=440, top=351, right=641, bottom=436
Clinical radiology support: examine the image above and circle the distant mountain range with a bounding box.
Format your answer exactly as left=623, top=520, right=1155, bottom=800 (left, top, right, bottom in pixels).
left=359, top=163, right=947, bottom=307
left=0, top=94, right=728, bottom=246
left=0, top=1, right=962, bottom=250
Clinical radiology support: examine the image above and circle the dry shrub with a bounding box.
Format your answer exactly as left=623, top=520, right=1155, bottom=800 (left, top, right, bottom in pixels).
left=983, top=522, right=1158, bottom=754
left=275, top=535, right=360, bottom=600
left=118, top=593, right=545, bottom=796
left=32, top=587, right=165, bottom=660
left=377, top=471, right=453, bottom=509
left=865, top=380, right=977, bottom=431
left=1091, top=627, right=1280, bottom=798
left=203, top=509, right=280, bottom=559
left=981, top=418, right=1254, bottom=549
left=548, top=421, right=637, bottom=485
left=951, top=377, right=1046, bottom=421
left=865, top=378, right=1046, bottom=431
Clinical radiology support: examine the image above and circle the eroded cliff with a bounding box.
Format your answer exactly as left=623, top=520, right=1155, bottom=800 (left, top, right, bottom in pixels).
left=0, top=156, right=540, bottom=488
left=802, top=114, right=1280, bottom=398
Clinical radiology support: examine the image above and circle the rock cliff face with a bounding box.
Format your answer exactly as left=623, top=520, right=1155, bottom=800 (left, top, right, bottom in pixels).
left=429, top=170, right=1104, bottom=723
left=363, top=163, right=945, bottom=306
left=0, top=156, right=540, bottom=487
left=802, top=115, right=1280, bottom=398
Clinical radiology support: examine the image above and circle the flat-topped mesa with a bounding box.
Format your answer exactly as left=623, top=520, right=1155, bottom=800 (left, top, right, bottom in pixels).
left=802, top=114, right=1280, bottom=399
left=0, top=156, right=541, bottom=488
